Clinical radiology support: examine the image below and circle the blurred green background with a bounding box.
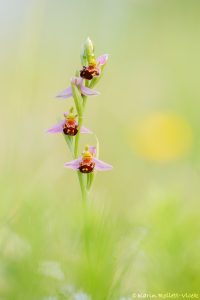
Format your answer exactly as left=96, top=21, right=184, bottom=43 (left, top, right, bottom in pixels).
left=1, top=0, right=200, bottom=299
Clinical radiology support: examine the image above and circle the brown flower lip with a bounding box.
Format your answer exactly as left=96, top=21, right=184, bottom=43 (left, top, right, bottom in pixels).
left=63, top=119, right=78, bottom=136
left=80, top=65, right=100, bottom=80
left=79, top=157, right=95, bottom=173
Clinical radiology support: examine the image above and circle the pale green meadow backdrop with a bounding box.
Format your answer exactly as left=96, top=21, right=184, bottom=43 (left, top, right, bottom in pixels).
left=1, top=0, right=200, bottom=299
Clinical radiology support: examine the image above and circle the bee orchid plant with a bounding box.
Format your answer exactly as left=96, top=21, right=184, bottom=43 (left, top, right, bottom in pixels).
left=47, top=37, right=112, bottom=203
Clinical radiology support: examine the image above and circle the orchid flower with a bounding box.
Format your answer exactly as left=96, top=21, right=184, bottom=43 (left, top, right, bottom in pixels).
left=64, top=146, right=113, bottom=173
left=47, top=108, right=92, bottom=136
left=80, top=54, right=108, bottom=80
left=56, top=77, right=100, bottom=99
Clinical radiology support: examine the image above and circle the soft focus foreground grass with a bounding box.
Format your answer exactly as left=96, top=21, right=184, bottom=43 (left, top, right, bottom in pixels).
left=0, top=0, right=200, bottom=298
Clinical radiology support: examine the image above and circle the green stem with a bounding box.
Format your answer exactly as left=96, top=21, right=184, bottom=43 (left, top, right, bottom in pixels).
left=78, top=172, right=88, bottom=204
left=82, top=95, right=87, bottom=110
left=82, top=80, right=89, bottom=110
left=74, top=116, right=83, bottom=158
left=74, top=95, right=88, bottom=157
left=78, top=171, right=90, bottom=265
left=73, top=80, right=90, bottom=200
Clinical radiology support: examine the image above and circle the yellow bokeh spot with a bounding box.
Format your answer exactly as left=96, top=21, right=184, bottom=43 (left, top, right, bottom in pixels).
left=132, top=113, right=193, bottom=162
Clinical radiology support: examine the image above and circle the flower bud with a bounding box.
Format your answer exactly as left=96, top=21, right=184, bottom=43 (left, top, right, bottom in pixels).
left=82, top=37, right=96, bottom=66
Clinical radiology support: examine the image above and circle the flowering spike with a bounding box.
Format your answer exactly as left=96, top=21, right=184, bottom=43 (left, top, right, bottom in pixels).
left=47, top=38, right=112, bottom=201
